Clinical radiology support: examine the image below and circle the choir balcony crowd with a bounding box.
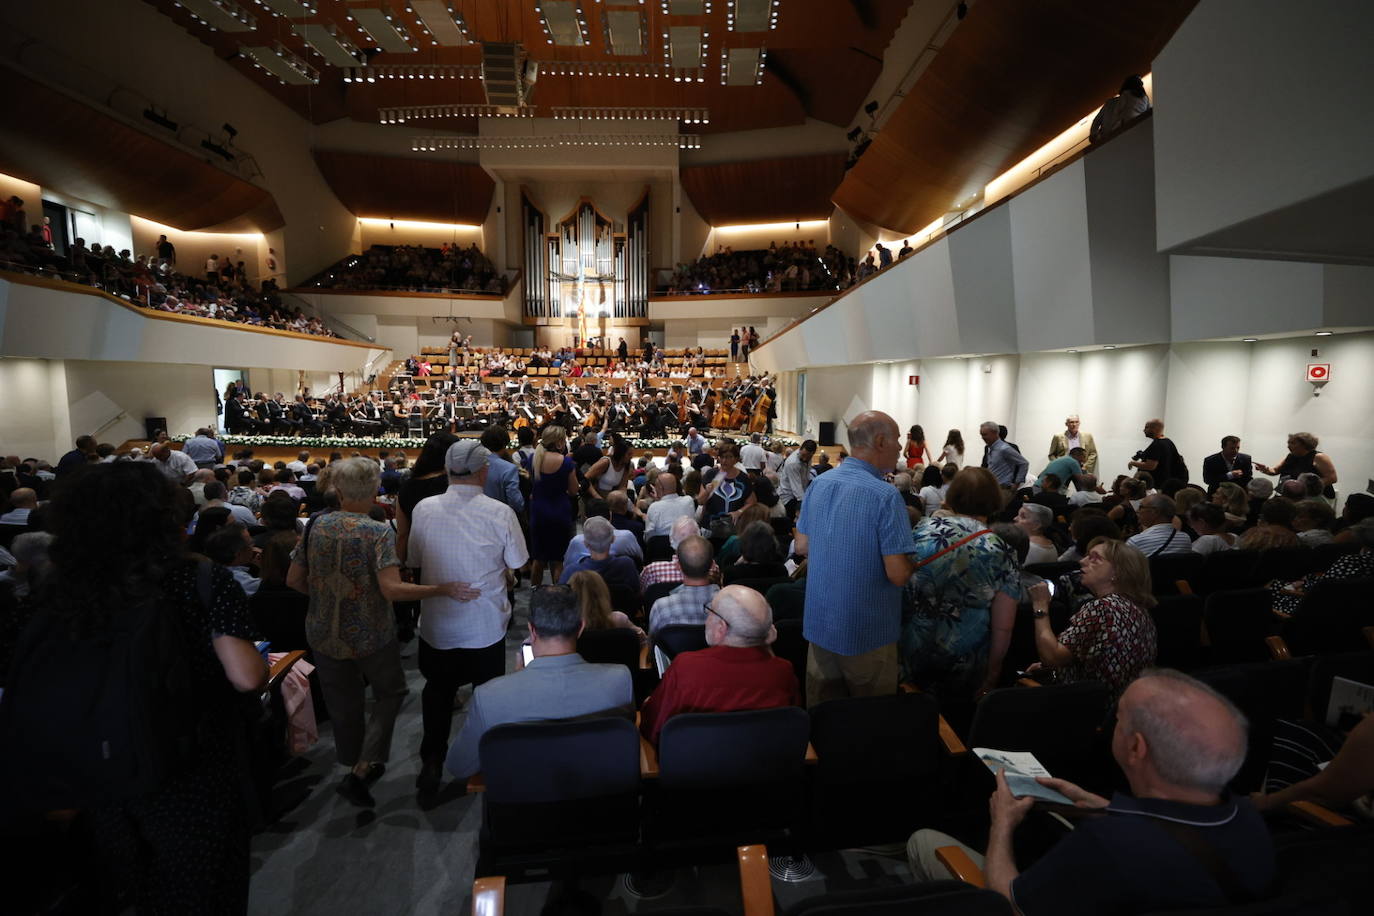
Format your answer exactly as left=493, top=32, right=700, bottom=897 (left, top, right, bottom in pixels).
left=303, top=242, right=508, bottom=295
left=0, top=404, right=1371, bottom=915
left=0, top=206, right=337, bottom=339
left=665, top=241, right=851, bottom=294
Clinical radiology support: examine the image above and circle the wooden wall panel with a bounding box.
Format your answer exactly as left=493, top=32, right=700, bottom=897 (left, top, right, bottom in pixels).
left=681, top=152, right=845, bottom=226
left=312, top=150, right=495, bottom=225
left=0, top=67, right=284, bottom=233
left=832, top=0, right=1197, bottom=234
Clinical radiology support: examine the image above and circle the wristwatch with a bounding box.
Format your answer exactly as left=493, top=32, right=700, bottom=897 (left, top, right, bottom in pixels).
left=1032, top=608, right=1048, bottom=619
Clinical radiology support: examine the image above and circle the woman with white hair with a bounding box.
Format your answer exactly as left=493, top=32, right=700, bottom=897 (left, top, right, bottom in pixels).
left=1015, top=503, right=1060, bottom=566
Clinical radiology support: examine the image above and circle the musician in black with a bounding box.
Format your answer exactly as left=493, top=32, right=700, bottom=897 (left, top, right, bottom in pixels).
left=225, top=391, right=267, bottom=434
left=293, top=395, right=323, bottom=435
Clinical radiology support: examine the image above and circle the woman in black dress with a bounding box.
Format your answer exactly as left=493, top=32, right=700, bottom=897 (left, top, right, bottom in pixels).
left=33, top=462, right=267, bottom=913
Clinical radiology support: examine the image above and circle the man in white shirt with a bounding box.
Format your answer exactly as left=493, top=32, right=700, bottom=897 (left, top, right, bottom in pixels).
left=149, top=443, right=197, bottom=484
left=286, top=450, right=310, bottom=475
left=644, top=472, right=699, bottom=539
left=407, top=439, right=529, bottom=801
left=1126, top=494, right=1193, bottom=556
left=776, top=440, right=816, bottom=520
left=740, top=433, right=767, bottom=473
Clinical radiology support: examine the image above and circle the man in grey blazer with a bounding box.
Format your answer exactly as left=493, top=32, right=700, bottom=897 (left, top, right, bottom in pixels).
left=444, top=585, right=633, bottom=783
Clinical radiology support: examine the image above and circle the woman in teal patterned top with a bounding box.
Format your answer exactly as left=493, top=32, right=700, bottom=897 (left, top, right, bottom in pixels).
left=900, top=467, right=1021, bottom=703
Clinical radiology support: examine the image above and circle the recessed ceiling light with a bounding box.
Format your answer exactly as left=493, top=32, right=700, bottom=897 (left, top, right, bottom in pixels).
left=1242, top=337, right=1258, bottom=342
left=1066, top=349, right=1077, bottom=353
left=1103, top=345, right=1117, bottom=350
left=1314, top=330, right=1333, bottom=336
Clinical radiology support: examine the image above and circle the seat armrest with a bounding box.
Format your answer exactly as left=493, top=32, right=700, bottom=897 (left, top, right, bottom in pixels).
left=938, top=715, right=968, bottom=755
left=465, top=773, right=486, bottom=793
left=1265, top=635, right=1292, bottom=661
left=635, top=711, right=659, bottom=777
left=472, top=875, right=505, bottom=916
left=805, top=742, right=819, bottom=764
left=1363, top=626, right=1374, bottom=650
left=267, top=650, right=307, bottom=690
left=935, top=845, right=986, bottom=887
left=1287, top=800, right=1354, bottom=828
left=1175, top=579, right=1194, bottom=595
left=638, top=642, right=652, bottom=670
left=1016, top=677, right=1043, bottom=688
left=737, top=845, right=772, bottom=916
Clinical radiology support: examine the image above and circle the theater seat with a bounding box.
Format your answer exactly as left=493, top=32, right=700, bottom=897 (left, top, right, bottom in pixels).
left=807, top=692, right=960, bottom=849
left=967, top=680, right=1114, bottom=793
left=474, top=716, right=642, bottom=881
left=1281, top=577, right=1374, bottom=656
left=646, top=707, right=810, bottom=863
left=1203, top=589, right=1280, bottom=665
left=785, top=880, right=1012, bottom=916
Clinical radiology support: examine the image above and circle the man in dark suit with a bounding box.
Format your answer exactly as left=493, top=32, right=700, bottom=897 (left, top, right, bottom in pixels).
left=292, top=395, right=323, bottom=435
left=1202, top=435, right=1253, bottom=492
left=225, top=392, right=266, bottom=434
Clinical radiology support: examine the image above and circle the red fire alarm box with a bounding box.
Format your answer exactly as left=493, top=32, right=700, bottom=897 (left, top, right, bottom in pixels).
left=1306, top=363, right=1330, bottom=382
left=908, top=375, right=920, bottom=386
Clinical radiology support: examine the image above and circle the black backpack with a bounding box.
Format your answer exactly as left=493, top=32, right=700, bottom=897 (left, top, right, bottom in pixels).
left=0, top=560, right=211, bottom=814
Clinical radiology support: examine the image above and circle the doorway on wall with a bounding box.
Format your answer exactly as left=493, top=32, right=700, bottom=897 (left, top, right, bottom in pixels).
left=213, top=368, right=248, bottom=431
left=796, top=372, right=806, bottom=436
left=40, top=200, right=70, bottom=256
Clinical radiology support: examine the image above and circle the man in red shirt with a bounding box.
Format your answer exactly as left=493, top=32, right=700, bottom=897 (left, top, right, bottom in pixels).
left=639, top=585, right=800, bottom=746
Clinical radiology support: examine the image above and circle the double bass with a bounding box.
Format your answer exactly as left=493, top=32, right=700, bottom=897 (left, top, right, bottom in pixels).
left=710, top=392, right=734, bottom=430
left=747, top=389, right=772, bottom=434
left=728, top=393, right=751, bottom=430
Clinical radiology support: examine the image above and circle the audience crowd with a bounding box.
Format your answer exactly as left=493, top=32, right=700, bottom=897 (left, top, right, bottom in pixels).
left=304, top=242, right=507, bottom=295
left=0, top=407, right=1369, bottom=914
left=0, top=218, right=337, bottom=338
left=666, top=241, right=843, bottom=294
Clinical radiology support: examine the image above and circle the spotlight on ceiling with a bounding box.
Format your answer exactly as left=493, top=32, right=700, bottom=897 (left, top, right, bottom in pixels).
left=863, top=100, right=879, bottom=116
left=222, top=123, right=238, bottom=139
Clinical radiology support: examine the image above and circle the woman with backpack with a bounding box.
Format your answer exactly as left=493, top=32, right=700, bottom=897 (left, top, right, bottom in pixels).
left=2, top=461, right=268, bottom=913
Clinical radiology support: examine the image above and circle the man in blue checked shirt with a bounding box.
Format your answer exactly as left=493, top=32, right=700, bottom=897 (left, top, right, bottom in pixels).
left=795, top=411, right=915, bottom=706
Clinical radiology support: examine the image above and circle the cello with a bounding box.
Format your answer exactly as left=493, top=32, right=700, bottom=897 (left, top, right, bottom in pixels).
left=728, top=393, right=752, bottom=430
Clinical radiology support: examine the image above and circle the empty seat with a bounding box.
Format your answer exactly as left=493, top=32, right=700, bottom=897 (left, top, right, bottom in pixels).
left=475, top=716, right=642, bottom=880
left=1192, top=658, right=1311, bottom=793
left=785, top=880, right=1013, bottom=916
left=576, top=627, right=642, bottom=675
left=1150, top=593, right=1204, bottom=671
left=647, top=707, right=810, bottom=859
left=807, top=692, right=947, bottom=849
left=1196, top=550, right=1262, bottom=596
left=1203, top=588, right=1279, bottom=665
left=654, top=624, right=708, bottom=661
left=1150, top=553, right=1206, bottom=596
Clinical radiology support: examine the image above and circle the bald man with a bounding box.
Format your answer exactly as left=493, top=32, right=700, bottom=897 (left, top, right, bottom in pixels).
left=909, top=669, right=1275, bottom=912
left=0, top=487, right=37, bottom=526
left=638, top=585, right=800, bottom=747
left=795, top=410, right=914, bottom=706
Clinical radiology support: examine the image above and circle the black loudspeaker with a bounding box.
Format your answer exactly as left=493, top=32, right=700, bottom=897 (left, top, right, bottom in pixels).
left=818, top=421, right=836, bottom=447
left=145, top=417, right=168, bottom=440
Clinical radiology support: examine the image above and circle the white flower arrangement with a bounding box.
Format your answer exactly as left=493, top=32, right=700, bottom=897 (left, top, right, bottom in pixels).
left=177, top=432, right=800, bottom=450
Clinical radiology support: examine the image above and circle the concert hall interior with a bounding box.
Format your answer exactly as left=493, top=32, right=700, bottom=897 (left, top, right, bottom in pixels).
left=2, top=0, right=1374, bottom=914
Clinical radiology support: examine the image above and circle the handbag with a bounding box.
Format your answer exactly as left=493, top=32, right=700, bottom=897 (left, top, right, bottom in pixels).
left=708, top=515, right=736, bottom=540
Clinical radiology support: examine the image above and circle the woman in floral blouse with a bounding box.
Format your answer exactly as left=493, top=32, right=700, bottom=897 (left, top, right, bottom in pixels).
left=1025, top=538, right=1157, bottom=698
left=901, top=467, right=1021, bottom=702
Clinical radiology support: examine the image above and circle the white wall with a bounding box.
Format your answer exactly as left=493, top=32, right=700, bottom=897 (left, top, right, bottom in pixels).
left=62, top=360, right=219, bottom=446
left=0, top=277, right=388, bottom=374
left=130, top=216, right=263, bottom=282
left=775, top=332, right=1374, bottom=508
left=1152, top=0, right=1374, bottom=252
left=0, top=357, right=70, bottom=461
left=357, top=220, right=485, bottom=253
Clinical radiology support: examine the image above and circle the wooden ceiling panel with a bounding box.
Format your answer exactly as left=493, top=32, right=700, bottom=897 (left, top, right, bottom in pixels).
left=0, top=66, right=284, bottom=233
left=312, top=149, right=494, bottom=224
left=832, top=0, right=1197, bottom=234
left=140, top=0, right=913, bottom=132
left=681, top=152, right=845, bottom=226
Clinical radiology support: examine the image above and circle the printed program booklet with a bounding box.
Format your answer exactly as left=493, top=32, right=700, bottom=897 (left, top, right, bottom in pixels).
left=1325, top=677, right=1374, bottom=731
left=973, top=748, right=1075, bottom=805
